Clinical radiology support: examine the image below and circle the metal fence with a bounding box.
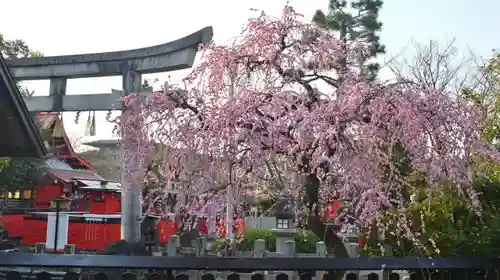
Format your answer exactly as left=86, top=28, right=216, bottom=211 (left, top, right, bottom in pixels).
left=0, top=254, right=498, bottom=280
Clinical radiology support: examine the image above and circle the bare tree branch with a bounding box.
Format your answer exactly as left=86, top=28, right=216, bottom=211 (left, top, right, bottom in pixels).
left=386, top=39, right=475, bottom=94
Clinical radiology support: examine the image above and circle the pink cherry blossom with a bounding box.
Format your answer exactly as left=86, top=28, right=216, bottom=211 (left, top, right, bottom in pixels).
left=118, top=6, right=500, bottom=238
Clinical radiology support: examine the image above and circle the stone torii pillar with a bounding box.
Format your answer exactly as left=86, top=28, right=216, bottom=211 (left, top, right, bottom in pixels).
left=6, top=27, right=213, bottom=242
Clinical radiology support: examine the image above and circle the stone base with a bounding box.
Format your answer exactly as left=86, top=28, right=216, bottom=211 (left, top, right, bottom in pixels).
left=271, top=228, right=296, bottom=254
left=271, top=228, right=296, bottom=235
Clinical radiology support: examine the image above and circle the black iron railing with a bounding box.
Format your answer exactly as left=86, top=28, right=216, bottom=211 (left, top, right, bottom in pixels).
left=0, top=254, right=498, bottom=280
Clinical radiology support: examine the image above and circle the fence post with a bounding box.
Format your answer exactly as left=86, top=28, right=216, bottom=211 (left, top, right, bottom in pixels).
left=163, top=235, right=178, bottom=280
left=164, top=235, right=178, bottom=256
left=63, top=244, right=76, bottom=273
left=285, top=240, right=296, bottom=279
left=253, top=238, right=266, bottom=277
left=382, top=244, right=393, bottom=280
left=344, top=239, right=360, bottom=279
left=35, top=243, right=46, bottom=254
left=316, top=241, right=326, bottom=279
left=64, top=244, right=75, bottom=254
left=195, top=236, right=206, bottom=280
left=195, top=236, right=206, bottom=256
left=285, top=240, right=296, bottom=256
left=346, top=241, right=359, bottom=257
left=254, top=239, right=266, bottom=257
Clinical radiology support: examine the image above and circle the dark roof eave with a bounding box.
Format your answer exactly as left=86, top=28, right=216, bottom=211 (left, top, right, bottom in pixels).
left=0, top=54, right=47, bottom=158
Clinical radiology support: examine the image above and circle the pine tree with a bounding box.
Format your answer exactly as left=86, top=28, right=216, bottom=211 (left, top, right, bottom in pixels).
left=313, top=0, right=385, bottom=78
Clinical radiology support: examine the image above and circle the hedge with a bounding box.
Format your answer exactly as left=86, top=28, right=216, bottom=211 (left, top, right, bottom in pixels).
left=210, top=228, right=319, bottom=253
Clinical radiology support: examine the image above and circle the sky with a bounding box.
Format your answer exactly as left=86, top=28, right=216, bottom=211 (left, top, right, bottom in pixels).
left=1, top=0, right=499, bottom=144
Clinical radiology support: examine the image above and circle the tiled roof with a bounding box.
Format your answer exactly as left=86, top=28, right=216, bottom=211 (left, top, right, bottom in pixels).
left=48, top=168, right=105, bottom=183
left=45, top=157, right=74, bottom=170
left=36, top=113, right=97, bottom=173
left=83, top=138, right=121, bottom=148
left=36, top=112, right=58, bottom=130
left=78, top=180, right=121, bottom=191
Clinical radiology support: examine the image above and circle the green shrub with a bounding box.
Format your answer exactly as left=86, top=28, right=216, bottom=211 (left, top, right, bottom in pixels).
left=238, top=228, right=277, bottom=252
left=360, top=183, right=500, bottom=257
left=294, top=230, right=320, bottom=253
left=210, top=228, right=320, bottom=253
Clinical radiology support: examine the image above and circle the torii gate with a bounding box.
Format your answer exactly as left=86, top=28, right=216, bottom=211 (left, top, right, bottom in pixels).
left=5, top=26, right=213, bottom=242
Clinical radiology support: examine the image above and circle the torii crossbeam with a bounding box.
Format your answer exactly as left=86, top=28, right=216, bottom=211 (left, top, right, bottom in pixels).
left=7, top=26, right=213, bottom=112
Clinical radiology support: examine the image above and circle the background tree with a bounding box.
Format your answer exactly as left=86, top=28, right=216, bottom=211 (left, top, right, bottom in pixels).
left=361, top=181, right=500, bottom=257
left=79, top=148, right=121, bottom=181
left=387, top=39, right=474, bottom=93
left=462, top=51, right=500, bottom=200
left=0, top=32, right=42, bottom=97
left=0, top=34, right=41, bottom=59
left=0, top=157, right=46, bottom=211
left=313, top=0, right=385, bottom=78
left=462, top=51, right=500, bottom=142
left=357, top=47, right=500, bottom=258
left=459, top=51, right=500, bottom=180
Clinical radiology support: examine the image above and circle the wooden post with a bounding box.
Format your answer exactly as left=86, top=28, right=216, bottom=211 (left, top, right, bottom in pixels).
left=54, top=200, right=60, bottom=251
left=226, top=184, right=234, bottom=242
left=226, top=78, right=235, bottom=244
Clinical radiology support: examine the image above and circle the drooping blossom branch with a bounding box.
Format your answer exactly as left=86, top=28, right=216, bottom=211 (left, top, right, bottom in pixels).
left=118, top=6, right=500, bottom=240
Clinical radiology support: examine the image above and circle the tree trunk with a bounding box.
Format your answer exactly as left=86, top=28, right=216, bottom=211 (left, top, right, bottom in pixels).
left=303, top=174, right=348, bottom=278
left=303, top=173, right=349, bottom=257
left=307, top=215, right=348, bottom=257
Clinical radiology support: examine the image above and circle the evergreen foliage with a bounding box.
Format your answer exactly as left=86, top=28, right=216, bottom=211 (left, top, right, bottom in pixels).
left=313, top=0, right=385, bottom=77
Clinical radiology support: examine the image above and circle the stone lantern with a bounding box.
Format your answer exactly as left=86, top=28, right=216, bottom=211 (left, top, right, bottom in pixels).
left=272, top=188, right=296, bottom=254
left=275, top=188, right=294, bottom=229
